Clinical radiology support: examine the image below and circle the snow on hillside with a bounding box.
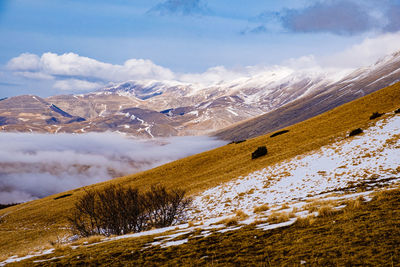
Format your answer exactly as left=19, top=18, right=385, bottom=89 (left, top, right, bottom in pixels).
left=189, top=114, right=400, bottom=220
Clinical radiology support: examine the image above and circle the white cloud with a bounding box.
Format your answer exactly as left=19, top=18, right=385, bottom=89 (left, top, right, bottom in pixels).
left=320, top=31, right=400, bottom=68
left=7, top=53, right=41, bottom=71
left=53, top=79, right=103, bottom=91
left=7, top=52, right=175, bottom=92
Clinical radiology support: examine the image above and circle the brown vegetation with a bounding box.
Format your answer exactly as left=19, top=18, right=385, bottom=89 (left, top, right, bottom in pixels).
left=69, top=185, right=191, bottom=237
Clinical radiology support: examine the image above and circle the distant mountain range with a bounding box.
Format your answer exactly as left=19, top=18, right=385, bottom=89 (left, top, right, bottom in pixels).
left=1, top=51, right=400, bottom=139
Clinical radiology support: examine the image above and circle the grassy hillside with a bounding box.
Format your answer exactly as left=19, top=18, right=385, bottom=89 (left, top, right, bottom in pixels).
left=1, top=81, right=400, bottom=259
left=11, top=189, right=400, bottom=266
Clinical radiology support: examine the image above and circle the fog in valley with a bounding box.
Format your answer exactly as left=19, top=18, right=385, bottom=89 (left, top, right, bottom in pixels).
left=0, top=132, right=225, bottom=204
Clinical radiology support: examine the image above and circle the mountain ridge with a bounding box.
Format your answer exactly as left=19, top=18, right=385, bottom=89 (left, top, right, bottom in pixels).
left=1, top=50, right=400, bottom=138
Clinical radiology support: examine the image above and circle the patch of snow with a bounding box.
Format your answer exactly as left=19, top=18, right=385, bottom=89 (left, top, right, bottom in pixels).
left=98, top=104, right=107, bottom=117
left=161, top=239, right=189, bottom=248
left=0, top=249, right=54, bottom=266
left=188, top=110, right=199, bottom=116
left=226, top=107, right=238, bottom=116
left=189, top=115, right=400, bottom=220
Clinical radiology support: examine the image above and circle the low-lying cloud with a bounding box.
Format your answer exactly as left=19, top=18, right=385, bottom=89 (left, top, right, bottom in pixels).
left=0, top=132, right=225, bottom=204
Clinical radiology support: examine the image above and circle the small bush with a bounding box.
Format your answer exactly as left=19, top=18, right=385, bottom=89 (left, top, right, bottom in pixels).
left=270, top=130, right=289, bottom=138
left=68, top=185, right=192, bottom=237
left=252, top=146, right=268, bottom=159
left=349, top=128, right=363, bottom=137
left=370, top=112, right=384, bottom=120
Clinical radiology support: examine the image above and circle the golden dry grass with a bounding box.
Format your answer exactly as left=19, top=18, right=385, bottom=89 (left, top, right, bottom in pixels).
left=217, top=217, right=238, bottom=227
left=295, top=215, right=317, bottom=227
left=234, top=210, right=249, bottom=220
left=267, top=211, right=290, bottom=224
left=253, top=204, right=269, bottom=213
left=1, top=81, right=400, bottom=258
left=12, top=188, right=400, bottom=266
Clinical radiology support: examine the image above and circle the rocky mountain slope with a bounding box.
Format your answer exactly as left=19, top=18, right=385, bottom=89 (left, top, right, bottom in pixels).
left=215, top=51, right=400, bottom=140
left=1, top=51, right=400, bottom=138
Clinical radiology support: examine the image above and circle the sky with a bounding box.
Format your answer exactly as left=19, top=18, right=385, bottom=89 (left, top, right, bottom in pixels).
left=1, top=0, right=400, bottom=97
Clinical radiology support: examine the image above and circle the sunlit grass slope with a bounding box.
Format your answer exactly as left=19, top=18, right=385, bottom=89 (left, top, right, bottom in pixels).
left=1, top=81, right=400, bottom=259
left=13, top=189, right=400, bottom=266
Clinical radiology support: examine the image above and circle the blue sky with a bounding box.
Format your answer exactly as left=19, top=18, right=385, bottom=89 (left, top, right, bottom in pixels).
left=1, top=0, right=400, bottom=97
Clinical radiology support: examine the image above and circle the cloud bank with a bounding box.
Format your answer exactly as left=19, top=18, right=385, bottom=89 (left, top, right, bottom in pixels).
left=0, top=132, right=225, bottom=204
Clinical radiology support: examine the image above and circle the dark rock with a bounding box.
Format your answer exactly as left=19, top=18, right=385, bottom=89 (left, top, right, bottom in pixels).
left=228, top=140, right=247, bottom=145
left=369, top=112, right=384, bottom=120
left=349, top=128, right=363, bottom=137
left=67, top=117, right=86, bottom=123
left=252, top=146, right=268, bottom=159
left=270, top=130, right=289, bottom=138
left=54, top=193, right=72, bottom=200
left=395, top=108, right=400, bottom=114
left=45, top=117, right=59, bottom=124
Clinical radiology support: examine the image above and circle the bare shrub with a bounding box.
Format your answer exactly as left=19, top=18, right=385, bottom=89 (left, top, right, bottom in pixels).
left=143, top=185, right=192, bottom=228
left=68, top=185, right=192, bottom=237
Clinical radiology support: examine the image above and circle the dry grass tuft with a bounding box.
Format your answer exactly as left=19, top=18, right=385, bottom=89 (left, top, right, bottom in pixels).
left=305, top=199, right=339, bottom=213
left=71, top=235, right=103, bottom=246
left=318, top=205, right=336, bottom=217
left=295, top=215, right=317, bottom=227
left=253, top=204, right=269, bottom=213
left=217, top=217, right=239, bottom=227
left=267, top=212, right=290, bottom=224
left=279, top=203, right=290, bottom=210
left=235, top=210, right=249, bottom=220
left=345, top=196, right=365, bottom=211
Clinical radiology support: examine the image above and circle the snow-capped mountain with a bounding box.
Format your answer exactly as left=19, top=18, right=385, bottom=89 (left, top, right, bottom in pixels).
left=1, top=50, right=400, bottom=138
